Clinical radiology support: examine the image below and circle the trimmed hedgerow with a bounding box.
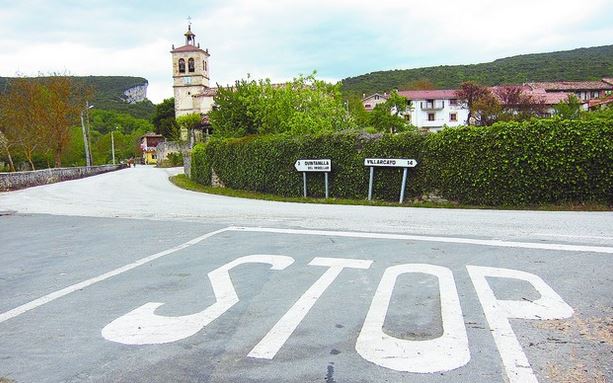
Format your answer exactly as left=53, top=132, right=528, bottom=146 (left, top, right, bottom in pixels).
left=425, top=119, right=613, bottom=205
left=193, top=131, right=426, bottom=201
left=192, top=119, right=613, bottom=206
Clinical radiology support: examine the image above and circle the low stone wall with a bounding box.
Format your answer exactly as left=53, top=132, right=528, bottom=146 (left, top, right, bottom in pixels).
left=156, top=141, right=189, bottom=167
left=0, top=164, right=127, bottom=192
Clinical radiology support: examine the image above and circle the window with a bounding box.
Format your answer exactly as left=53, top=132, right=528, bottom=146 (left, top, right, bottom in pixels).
left=204, top=60, right=207, bottom=71
left=178, top=58, right=186, bottom=73
left=364, top=104, right=372, bottom=108
left=450, top=99, right=458, bottom=106
left=592, top=91, right=598, bottom=98
left=188, top=58, right=195, bottom=73
left=428, top=113, right=435, bottom=121
left=375, top=95, right=380, bottom=100
left=449, top=113, right=457, bottom=122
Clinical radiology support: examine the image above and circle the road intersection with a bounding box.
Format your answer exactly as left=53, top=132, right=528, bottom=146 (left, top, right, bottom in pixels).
left=0, top=167, right=611, bottom=382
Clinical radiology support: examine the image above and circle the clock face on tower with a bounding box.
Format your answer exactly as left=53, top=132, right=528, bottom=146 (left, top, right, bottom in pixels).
left=183, top=76, right=192, bottom=85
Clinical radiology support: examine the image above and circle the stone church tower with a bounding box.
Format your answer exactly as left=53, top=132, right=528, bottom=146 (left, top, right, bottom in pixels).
left=171, top=24, right=212, bottom=117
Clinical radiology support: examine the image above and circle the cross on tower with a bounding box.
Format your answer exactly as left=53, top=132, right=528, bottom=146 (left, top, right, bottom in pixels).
left=187, top=16, right=192, bottom=27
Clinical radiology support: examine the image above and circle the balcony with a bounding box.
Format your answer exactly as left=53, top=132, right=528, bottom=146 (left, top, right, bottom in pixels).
left=420, top=100, right=445, bottom=110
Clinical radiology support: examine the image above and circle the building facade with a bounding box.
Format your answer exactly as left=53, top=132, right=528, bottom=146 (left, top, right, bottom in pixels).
left=361, top=92, right=388, bottom=111
left=171, top=24, right=215, bottom=118
left=140, top=133, right=165, bottom=165
left=362, top=78, right=612, bottom=130
left=398, top=90, right=468, bottom=131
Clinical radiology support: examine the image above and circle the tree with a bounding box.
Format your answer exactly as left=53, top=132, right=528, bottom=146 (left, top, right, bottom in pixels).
left=493, top=85, right=546, bottom=121
left=346, top=94, right=370, bottom=128
left=455, top=81, right=492, bottom=125
left=369, top=90, right=411, bottom=134
left=152, top=98, right=179, bottom=139
left=553, top=94, right=583, bottom=120
left=403, top=79, right=435, bottom=90
left=1, top=78, right=46, bottom=169
left=39, top=75, right=90, bottom=167
left=0, top=93, right=18, bottom=171
left=176, top=113, right=201, bottom=142
left=210, top=72, right=351, bottom=137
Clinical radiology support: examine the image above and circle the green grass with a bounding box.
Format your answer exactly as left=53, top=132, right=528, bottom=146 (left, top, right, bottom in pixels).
left=169, top=174, right=611, bottom=211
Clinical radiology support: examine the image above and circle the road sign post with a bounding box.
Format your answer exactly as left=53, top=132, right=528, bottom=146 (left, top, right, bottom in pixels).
left=364, top=158, right=417, bottom=204
left=294, top=159, right=331, bottom=199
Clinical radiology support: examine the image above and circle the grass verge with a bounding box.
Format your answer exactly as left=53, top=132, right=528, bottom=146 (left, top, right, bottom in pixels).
left=170, top=174, right=610, bottom=211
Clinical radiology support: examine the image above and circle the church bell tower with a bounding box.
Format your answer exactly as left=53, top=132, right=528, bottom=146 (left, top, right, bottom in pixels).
left=171, top=22, right=210, bottom=117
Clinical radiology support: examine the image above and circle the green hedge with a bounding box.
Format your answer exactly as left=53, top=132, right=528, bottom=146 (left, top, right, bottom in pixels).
left=193, top=131, right=425, bottom=200
left=192, top=119, right=613, bottom=206
left=426, top=119, right=613, bottom=205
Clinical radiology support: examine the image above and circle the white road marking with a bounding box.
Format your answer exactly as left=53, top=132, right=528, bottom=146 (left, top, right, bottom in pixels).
left=355, top=264, right=470, bottom=373
left=467, top=265, right=574, bottom=383
left=248, top=257, right=372, bottom=359
left=533, top=233, right=613, bottom=240
left=228, top=226, right=613, bottom=254
left=102, top=255, right=294, bottom=345
left=0, top=227, right=232, bottom=324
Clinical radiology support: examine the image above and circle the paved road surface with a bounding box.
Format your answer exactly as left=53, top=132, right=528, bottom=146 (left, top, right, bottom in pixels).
left=0, top=167, right=611, bottom=383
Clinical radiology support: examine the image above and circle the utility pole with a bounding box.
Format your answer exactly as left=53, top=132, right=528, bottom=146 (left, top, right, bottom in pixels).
left=85, top=101, right=93, bottom=165
left=80, top=106, right=91, bottom=166
left=111, top=127, right=117, bottom=165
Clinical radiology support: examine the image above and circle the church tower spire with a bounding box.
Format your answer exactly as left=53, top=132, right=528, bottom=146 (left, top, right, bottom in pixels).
left=171, top=21, right=211, bottom=118
left=184, top=23, right=196, bottom=46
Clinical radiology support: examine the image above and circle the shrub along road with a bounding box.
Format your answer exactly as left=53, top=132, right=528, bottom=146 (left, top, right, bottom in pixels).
left=0, top=167, right=611, bottom=383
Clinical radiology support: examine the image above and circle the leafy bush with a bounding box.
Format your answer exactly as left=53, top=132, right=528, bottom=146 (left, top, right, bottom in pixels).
left=210, top=73, right=353, bottom=138
left=192, top=119, right=613, bottom=206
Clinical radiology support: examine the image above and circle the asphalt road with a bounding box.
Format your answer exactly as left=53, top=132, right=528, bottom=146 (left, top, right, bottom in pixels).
left=0, top=167, right=611, bottom=383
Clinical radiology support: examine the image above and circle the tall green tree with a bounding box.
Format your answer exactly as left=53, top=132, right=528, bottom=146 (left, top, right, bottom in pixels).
left=369, top=90, right=411, bottom=134
left=152, top=98, right=179, bottom=138
left=210, top=72, right=352, bottom=138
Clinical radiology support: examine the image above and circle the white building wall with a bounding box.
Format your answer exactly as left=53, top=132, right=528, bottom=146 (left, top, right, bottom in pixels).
left=407, top=99, right=469, bottom=131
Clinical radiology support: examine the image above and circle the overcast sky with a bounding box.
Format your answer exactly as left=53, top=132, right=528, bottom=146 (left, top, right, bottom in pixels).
left=1, top=0, right=611, bottom=103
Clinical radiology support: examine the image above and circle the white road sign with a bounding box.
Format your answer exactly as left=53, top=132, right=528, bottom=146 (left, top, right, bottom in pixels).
left=364, top=158, right=417, bottom=168
left=294, top=159, right=331, bottom=172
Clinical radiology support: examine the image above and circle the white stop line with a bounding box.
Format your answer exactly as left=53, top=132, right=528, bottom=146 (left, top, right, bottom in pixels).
left=3, top=226, right=607, bottom=382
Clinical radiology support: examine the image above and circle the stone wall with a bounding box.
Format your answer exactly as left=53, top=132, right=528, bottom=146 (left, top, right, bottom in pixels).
left=156, top=141, right=189, bottom=167
left=0, top=164, right=127, bottom=192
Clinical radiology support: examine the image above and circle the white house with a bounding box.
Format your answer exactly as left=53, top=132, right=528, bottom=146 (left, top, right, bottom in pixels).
left=361, top=92, right=388, bottom=111
left=397, top=90, right=469, bottom=131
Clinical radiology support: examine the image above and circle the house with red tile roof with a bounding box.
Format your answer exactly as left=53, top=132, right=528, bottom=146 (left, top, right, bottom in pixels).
left=361, top=78, right=613, bottom=129
left=361, top=92, right=389, bottom=111
left=396, top=89, right=468, bottom=131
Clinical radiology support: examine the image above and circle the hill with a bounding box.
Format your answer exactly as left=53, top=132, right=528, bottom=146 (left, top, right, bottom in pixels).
left=341, top=45, right=613, bottom=96
left=0, top=75, right=155, bottom=120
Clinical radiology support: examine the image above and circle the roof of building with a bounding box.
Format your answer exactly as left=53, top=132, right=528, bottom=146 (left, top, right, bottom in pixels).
left=171, top=44, right=209, bottom=54
left=535, top=92, right=575, bottom=105
left=527, top=80, right=613, bottom=91
left=588, top=95, right=613, bottom=109
left=141, top=132, right=164, bottom=138
left=488, top=85, right=575, bottom=105
left=194, top=87, right=218, bottom=97
left=361, top=93, right=388, bottom=102
left=397, top=89, right=458, bottom=100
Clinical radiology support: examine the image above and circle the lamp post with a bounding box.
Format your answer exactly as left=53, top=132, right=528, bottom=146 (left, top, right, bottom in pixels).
left=80, top=102, right=94, bottom=166
left=111, top=127, right=118, bottom=165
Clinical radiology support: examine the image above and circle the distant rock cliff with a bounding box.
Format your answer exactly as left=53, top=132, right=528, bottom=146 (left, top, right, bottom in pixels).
left=122, top=82, right=148, bottom=104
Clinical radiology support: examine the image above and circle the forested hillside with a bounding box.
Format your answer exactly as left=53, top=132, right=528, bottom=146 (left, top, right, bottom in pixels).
left=341, top=45, right=613, bottom=96
left=0, top=75, right=155, bottom=119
